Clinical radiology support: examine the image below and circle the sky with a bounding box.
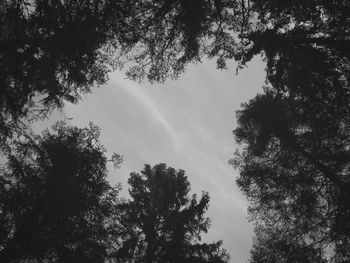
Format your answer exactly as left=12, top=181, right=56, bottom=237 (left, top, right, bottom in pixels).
left=37, top=57, right=265, bottom=262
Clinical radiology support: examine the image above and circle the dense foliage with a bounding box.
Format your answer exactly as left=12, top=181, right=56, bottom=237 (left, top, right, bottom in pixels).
left=0, top=122, right=122, bottom=262
left=0, top=0, right=134, bottom=144
left=232, top=89, right=350, bottom=261
left=230, top=1, right=350, bottom=261
left=115, top=164, right=230, bottom=263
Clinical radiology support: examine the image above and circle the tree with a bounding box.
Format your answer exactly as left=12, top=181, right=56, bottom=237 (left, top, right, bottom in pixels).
left=226, top=2, right=350, bottom=261
left=115, top=163, right=230, bottom=263
left=0, top=0, right=139, bottom=145
left=232, top=90, right=350, bottom=261
left=0, top=122, right=122, bottom=262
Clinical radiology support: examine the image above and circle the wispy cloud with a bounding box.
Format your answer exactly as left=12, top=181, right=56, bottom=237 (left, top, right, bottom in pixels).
left=110, top=74, right=183, bottom=150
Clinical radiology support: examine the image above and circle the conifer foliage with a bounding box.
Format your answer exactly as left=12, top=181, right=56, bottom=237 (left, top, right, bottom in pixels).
left=116, top=164, right=230, bottom=263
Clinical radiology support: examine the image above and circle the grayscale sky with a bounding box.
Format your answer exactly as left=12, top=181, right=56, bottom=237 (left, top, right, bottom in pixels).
left=36, top=57, right=265, bottom=262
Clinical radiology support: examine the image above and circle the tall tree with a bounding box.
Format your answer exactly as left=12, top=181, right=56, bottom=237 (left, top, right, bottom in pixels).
left=232, top=90, right=350, bottom=261
left=0, top=122, right=122, bottom=262
left=115, top=163, right=230, bottom=263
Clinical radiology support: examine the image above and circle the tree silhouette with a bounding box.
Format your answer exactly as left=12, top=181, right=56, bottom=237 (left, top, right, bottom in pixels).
left=0, top=0, right=139, bottom=145
left=0, top=122, right=122, bottom=262
left=115, top=163, right=230, bottom=263
left=228, top=2, right=350, bottom=261
left=232, top=90, right=350, bottom=261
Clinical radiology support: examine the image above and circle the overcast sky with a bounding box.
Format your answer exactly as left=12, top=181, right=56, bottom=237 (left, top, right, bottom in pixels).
left=37, top=57, right=265, bottom=262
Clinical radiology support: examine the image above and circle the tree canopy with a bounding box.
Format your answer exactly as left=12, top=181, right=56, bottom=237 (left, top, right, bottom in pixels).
left=2, top=1, right=350, bottom=261
left=0, top=0, right=134, bottom=144
left=232, top=88, right=350, bottom=261
left=2, top=0, right=349, bottom=143
left=0, top=0, right=234, bottom=144
left=115, top=163, right=230, bottom=263
left=225, top=1, right=350, bottom=261
left=0, top=122, right=122, bottom=262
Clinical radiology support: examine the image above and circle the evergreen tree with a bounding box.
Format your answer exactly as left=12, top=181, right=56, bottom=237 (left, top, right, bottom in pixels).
left=232, top=90, right=350, bottom=261
left=0, top=122, right=122, bottom=262
left=115, top=163, right=230, bottom=263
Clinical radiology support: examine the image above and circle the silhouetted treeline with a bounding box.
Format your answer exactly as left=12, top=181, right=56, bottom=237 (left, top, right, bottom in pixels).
left=232, top=88, right=350, bottom=261
left=0, top=122, right=229, bottom=262
left=229, top=1, right=350, bottom=262
left=1, top=0, right=350, bottom=262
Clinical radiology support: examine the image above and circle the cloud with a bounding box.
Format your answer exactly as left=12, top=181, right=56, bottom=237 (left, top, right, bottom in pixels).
left=110, top=74, right=183, bottom=150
